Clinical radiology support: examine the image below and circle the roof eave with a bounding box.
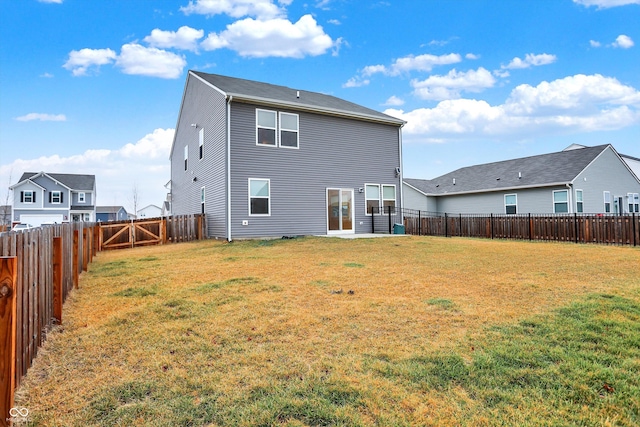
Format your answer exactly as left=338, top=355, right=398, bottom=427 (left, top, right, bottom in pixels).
left=228, top=93, right=406, bottom=126
left=427, top=181, right=572, bottom=197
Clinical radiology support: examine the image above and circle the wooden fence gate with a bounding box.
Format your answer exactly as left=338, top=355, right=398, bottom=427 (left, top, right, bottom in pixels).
left=100, top=219, right=164, bottom=250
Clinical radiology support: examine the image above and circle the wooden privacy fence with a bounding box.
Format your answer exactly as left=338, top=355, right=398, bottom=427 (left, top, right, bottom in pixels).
left=99, top=214, right=205, bottom=250
left=0, top=214, right=205, bottom=425
left=402, top=210, right=640, bottom=246
left=0, top=222, right=96, bottom=426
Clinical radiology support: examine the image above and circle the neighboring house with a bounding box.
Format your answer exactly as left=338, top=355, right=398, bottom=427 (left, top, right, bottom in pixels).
left=10, top=172, right=96, bottom=226
left=169, top=71, right=405, bottom=240
left=137, top=204, right=162, bottom=218
left=96, top=206, right=128, bottom=222
left=404, top=144, right=640, bottom=215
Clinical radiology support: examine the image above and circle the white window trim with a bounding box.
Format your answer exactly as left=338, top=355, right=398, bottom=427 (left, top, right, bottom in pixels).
left=256, top=109, right=277, bottom=147
left=604, top=191, right=611, bottom=213
left=184, top=145, right=188, bottom=171
left=248, top=178, right=271, bottom=217
left=78, top=192, right=86, bottom=203
left=51, top=191, right=62, bottom=204
left=279, top=112, right=299, bottom=150
left=364, top=183, right=380, bottom=216
left=201, top=186, right=206, bottom=214
left=381, top=184, right=396, bottom=215
left=504, top=193, right=517, bottom=215
left=199, top=128, right=204, bottom=160
left=575, top=189, right=583, bottom=213
left=553, top=190, right=569, bottom=213
left=23, top=190, right=35, bottom=204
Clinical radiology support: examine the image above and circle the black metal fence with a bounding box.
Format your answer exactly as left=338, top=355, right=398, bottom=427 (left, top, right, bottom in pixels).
left=372, top=207, right=640, bottom=246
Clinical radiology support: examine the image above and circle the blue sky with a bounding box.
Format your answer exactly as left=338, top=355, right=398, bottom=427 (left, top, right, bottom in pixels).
left=1, top=0, right=639, bottom=210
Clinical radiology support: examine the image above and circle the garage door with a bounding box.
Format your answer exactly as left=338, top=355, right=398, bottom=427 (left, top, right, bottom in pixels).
left=19, top=214, right=64, bottom=227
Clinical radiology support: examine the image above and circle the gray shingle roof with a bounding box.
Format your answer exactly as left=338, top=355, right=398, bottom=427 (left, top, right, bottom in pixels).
left=97, top=206, right=126, bottom=214
left=190, top=71, right=405, bottom=126
left=405, top=144, right=611, bottom=195
left=19, top=172, right=95, bottom=191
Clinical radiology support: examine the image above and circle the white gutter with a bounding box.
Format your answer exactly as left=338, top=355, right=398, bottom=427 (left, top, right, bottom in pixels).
left=227, top=95, right=233, bottom=242
left=226, top=93, right=406, bottom=127
left=398, top=125, right=404, bottom=210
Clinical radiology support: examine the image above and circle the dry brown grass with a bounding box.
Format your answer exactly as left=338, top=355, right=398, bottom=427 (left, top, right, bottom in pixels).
left=15, top=236, right=640, bottom=426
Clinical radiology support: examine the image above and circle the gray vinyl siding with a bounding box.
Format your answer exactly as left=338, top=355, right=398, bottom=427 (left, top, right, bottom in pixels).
left=573, top=146, right=640, bottom=213
left=229, top=101, right=402, bottom=238
left=13, top=182, right=44, bottom=209
left=403, top=185, right=431, bottom=212
left=72, top=191, right=93, bottom=206
left=170, top=75, right=228, bottom=238
left=434, top=187, right=566, bottom=214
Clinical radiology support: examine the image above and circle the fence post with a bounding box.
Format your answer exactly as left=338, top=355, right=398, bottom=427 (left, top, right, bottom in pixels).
left=490, top=214, right=493, bottom=239
left=73, top=230, right=79, bottom=289
left=574, top=213, right=579, bottom=244
left=633, top=213, right=637, bottom=247
left=53, top=237, right=63, bottom=324
left=1, top=256, right=18, bottom=427
left=445, top=213, right=448, bottom=237
left=388, top=206, right=392, bottom=234
left=418, top=210, right=421, bottom=236
left=529, top=213, right=532, bottom=241
left=82, top=228, right=89, bottom=272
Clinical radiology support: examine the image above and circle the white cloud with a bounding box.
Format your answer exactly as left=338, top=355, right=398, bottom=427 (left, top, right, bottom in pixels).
left=15, top=113, right=67, bottom=122
left=465, top=53, right=480, bottom=60
left=115, top=44, right=187, bottom=79
left=502, top=53, right=557, bottom=70
left=40, top=72, right=54, bottom=78
left=328, top=19, right=341, bottom=25
left=573, top=0, right=640, bottom=8
left=37, top=0, right=62, bottom=3
left=383, top=95, right=404, bottom=106
left=411, top=67, right=496, bottom=101
left=389, top=53, right=462, bottom=75
left=590, top=40, right=602, bottom=47
left=384, top=74, right=640, bottom=142
left=361, top=64, right=387, bottom=76
left=143, top=26, right=204, bottom=51
left=63, top=48, right=117, bottom=76
left=1, top=129, right=174, bottom=209
left=180, top=0, right=284, bottom=19
left=201, top=14, right=334, bottom=58
left=612, top=34, right=634, bottom=49
left=342, top=77, right=370, bottom=88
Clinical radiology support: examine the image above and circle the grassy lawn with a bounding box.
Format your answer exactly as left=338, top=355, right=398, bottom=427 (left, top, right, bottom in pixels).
left=16, top=236, right=640, bottom=426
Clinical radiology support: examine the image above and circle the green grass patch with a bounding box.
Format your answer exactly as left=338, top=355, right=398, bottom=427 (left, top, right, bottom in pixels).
left=425, top=297, right=457, bottom=310
left=112, top=287, right=157, bottom=297
left=343, top=262, right=364, bottom=268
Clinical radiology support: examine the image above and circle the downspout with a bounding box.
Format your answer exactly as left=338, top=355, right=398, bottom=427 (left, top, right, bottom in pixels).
left=566, top=183, right=573, bottom=214
left=226, top=95, right=233, bottom=242
left=398, top=124, right=405, bottom=210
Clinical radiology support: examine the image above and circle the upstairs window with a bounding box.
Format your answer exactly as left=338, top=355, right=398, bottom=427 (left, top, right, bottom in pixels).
left=505, top=194, right=517, bottom=214
left=249, top=178, right=270, bottom=216
left=553, top=190, right=569, bottom=213
left=576, top=190, right=583, bottom=213
left=78, top=192, right=86, bottom=203
left=199, top=128, right=204, bottom=160
left=50, top=191, right=62, bottom=204
left=382, top=185, right=396, bottom=214
left=604, top=191, right=611, bottom=213
left=257, top=109, right=277, bottom=146
left=365, top=184, right=380, bottom=215
left=184, top=145, right=188, bottom=171
left=21, top=191, right=35, bottom=203
left=279, top=112, right=299, bottom=148
left=629, top=193, right=639, bottom=213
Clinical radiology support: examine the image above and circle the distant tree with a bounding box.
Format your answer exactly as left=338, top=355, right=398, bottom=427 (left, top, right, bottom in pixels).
left=1, top=170, right=13, bottom=228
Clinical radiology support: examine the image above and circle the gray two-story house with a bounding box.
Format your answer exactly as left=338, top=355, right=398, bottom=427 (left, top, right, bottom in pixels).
left=169, top=71, right=405, bottom=240
left=404, top=144, right=640, bottom=215
left=10, top=172, right=96, bottom=226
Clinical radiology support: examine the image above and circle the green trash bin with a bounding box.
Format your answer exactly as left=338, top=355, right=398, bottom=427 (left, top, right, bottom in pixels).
left=393, top=223, right=405, bottom=234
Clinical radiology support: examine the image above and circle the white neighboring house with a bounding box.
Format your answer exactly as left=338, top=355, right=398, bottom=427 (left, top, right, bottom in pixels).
left=137, top=204, right=162, bottom=218
left=10, top=172, right=96, bottom=226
